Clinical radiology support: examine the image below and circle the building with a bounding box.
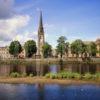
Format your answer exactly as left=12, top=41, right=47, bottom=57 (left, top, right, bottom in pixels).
left=36, top=11, right=45, bottom=58
left=18, top=48, right=26, bottom=59
left=96, top=39, right=100, bottom=57
left=0, top=47, right=13, bottom=59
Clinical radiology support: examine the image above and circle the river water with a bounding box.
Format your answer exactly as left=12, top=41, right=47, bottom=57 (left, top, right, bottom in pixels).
left=0, top=84, right=99, bottom=100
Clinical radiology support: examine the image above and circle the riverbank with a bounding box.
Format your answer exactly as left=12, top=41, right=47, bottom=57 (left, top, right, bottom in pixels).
left=0, top=77, right=100, bottom=85
left=0, top=58, right=100, bottom=65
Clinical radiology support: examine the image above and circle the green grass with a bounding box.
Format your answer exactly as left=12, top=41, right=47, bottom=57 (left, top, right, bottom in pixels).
left=45, top=71, right=100, bottom=80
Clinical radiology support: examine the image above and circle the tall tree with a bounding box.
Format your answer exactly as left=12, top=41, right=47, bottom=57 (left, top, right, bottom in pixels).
left=24, top=40, right=37, bottom=58
left=87, top=42, right=97, bottom=57
left=9, top=41, right=22, bottom=57
left=56, top=36, right=66, bottom=58
left=71, top=39, right=85, bottom=57
left=42, top=42, right=52, bottom=58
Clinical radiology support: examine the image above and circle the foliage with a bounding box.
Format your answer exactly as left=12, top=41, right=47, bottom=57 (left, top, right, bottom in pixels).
left=71, top=39, right=85, bottom=57
left=45, top=71, right=81, bottom=79
left=86, top=42, right=97, bottom=57
left=10, top=72, right=20, bottom=78
left=83, top=73, right=93, bottom=80
left=9, top=41, right=22, bottom=57
left=45, top=73, right=51, bottom=78
left=21, top=73, right=27, bottom=77
left=24, top=40, right=37, bottom=57
left=42, top=42, right=52, bottom=58
left=29, top=73, right=34, bottom=77
left=94, top=72, right=100, bottom=79
left=56, top=36, right=68, bottom=58
left=45, top=71, right=100, bottom=80
left=72, top=73, right=81, bottom=79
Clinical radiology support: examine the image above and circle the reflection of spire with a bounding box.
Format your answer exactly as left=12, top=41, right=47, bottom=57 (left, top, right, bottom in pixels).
left=38, top=11, right=44, bottom=35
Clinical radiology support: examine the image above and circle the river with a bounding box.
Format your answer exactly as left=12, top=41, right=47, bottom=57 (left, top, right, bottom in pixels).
left=0, top=84, right=99, bottom=100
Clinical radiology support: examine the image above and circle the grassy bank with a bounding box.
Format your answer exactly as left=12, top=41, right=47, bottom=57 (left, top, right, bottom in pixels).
left=0, top=77, right=99, bottom=85
left=45, top=71, right=100, bottom=81
left=0, top=71, right=99, bottom=85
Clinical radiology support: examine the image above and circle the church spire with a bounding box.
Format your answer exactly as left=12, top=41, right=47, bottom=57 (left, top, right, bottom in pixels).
left=37, top=11, right=45, bottom=58
left=38, top=11, right=44, bottom=34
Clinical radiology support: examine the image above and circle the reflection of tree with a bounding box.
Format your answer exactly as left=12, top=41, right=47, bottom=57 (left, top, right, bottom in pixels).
left=59, top=60, right=64, bottom=71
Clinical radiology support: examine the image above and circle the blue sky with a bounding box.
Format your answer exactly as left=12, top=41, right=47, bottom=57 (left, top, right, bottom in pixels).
left=0, top=0, right=100, bottom=47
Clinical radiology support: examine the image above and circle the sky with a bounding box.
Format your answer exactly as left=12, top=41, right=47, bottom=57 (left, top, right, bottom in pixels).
left=0, top=0, right=100, bottom=47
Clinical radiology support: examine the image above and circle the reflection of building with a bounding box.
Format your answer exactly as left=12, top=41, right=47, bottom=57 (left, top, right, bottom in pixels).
left=0, top=47, right=13, bottom=59
left=95, top=39, right=100, bottom=57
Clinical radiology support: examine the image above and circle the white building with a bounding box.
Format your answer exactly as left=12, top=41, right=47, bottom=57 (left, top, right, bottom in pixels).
left=0, top=47, right=13, bottom=59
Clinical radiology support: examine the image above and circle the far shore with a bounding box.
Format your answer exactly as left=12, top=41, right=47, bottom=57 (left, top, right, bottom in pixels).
left=0, top=77, right=100, bottom=85
left=0, top=58, right=100, bottom=65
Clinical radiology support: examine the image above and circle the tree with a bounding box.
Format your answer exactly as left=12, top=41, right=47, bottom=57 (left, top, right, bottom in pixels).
left=71, top=39, right=85, bottom=57
left=87, top=42, right=97, bottom=57
left=56, top=36, right=67, bottom=58
left=24, top=40, right=37, bottom=58
left=42, top=42, right=52, bottom=58
left=9, top=41, right=22, bottom=57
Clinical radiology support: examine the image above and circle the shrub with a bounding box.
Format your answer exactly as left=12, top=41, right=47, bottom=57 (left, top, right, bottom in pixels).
left=50, top=73, right=57, bottom=79
left=10, top=72, right=20, bottom=78
left=22, top=73, right=27, bottom=77
left=45, top=73, right=50, bottom=78
left=94, top=72, right=100, bottom=80
left=83, top=73, right=93, bottom=80
left=73, top=73, right=81, bottom=79
left=57, top=74, right=62, bottom=79
left=29, top=73, right=34, bottom=77
left=66, top=72, right=73, bottom=79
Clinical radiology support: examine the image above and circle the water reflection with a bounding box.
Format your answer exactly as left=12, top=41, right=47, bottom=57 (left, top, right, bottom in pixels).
left=0, top=84, right=99, bottom=100
left=0, top=62, right=100, bottom=76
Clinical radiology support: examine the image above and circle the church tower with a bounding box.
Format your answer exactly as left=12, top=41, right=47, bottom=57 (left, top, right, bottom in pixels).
left=37, top=11, right=45, bottom=58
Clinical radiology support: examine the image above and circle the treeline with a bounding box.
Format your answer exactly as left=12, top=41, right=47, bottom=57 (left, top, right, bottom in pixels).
left=9, top=40, right=52, bottom=58
left=56, top=36, right=97, bottom=59
left=9, top=36, right=97, bottom=58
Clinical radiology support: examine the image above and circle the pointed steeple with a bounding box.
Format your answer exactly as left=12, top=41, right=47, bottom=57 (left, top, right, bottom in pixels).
left=38, top=11, right=44, bottom=34
left=37, top=11, right=45, bottom=58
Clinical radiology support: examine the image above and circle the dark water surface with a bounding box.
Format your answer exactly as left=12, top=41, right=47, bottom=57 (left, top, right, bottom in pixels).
left=0, top=84, right=99, bottom=100
left=0, top=62, right=100, bottom=76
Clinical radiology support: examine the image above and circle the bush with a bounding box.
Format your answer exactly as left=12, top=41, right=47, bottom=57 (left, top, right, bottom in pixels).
left=94, top=72, right=100, bottom=80
left=10, top=72, right=20, bottom=78
left=45, top=71, right=100, bottom=81
left=57, top=74, right=62, bottom=79
left=22, top=73, right=27, bottom=77
left=83, top=73, right=93, bottom=80
left=29, top=73, right=34, bottom=77
left=66, top=72, right=73, bottom=79
left=50, top=73, right=57, bottom=79
left=73, top=73, right=81, bottom=79
left=45, top=73, right=50, bottom=78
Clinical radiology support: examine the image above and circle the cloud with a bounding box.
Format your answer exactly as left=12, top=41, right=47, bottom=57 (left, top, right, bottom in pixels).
left=0, top=0, right=14, bottom=19
left=13, top=31, right=38, bottom=44
left=0, top=14, right=30, bottom=46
